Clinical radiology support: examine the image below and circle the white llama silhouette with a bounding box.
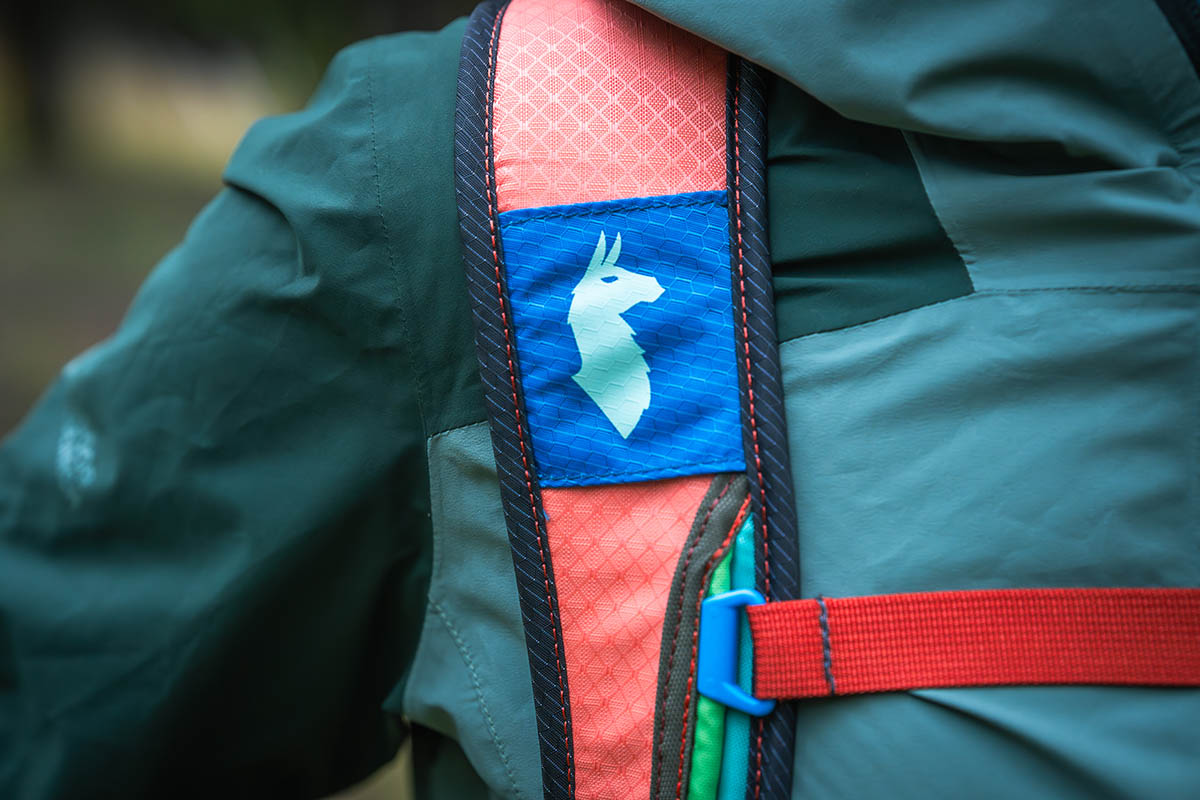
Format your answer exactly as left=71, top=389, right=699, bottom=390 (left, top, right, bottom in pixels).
left=568, top=231, right=664, bottom=438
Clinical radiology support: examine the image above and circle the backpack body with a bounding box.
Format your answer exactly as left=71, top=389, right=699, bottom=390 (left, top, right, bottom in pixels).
left=403, top=2, right=1200, bottom=798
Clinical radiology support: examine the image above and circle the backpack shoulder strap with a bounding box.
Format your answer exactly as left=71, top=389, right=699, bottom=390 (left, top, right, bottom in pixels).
left=455, top=4, right=1200, bottom=800
left=454, top=1, right=800, bottom=798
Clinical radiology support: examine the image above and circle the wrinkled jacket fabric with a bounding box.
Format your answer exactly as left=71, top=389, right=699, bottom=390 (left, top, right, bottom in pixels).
left=2, top=1, right=1199, bottom=797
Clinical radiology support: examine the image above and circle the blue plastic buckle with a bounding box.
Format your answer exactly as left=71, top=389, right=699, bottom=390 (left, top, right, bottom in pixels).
left=697, top=588, right=776, bottom=716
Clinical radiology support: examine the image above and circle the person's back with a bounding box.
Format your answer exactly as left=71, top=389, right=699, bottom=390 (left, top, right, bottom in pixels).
left=3, top=1, right=1200, bottom=797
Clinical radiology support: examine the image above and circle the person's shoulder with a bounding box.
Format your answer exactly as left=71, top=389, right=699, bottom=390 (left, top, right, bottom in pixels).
left=224, top=19, right=483, bottom=437
left=222, top=20, right=466, bottom=213
left=363, top=18, right=470, bottom=88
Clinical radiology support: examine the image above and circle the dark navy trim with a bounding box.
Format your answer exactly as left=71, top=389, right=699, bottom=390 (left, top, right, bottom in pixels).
left=498, top=189, right=727, bottom=227
left=726, top=62, right=801, bottom=602
left=726, top=56, right=801, bottom=800
left=454, top=3, right=575, bottom=799
left=1153, top=0, right=1200, bottom=77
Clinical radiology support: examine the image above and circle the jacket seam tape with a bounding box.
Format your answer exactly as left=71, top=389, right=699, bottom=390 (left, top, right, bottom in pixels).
left=431, top=601, right=525, bottom=800
left=366, top=38, right=431, bottom=436
left=779, top=285, right=1200, bottom=346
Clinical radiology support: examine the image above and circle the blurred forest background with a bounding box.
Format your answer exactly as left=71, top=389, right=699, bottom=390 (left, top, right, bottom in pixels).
left=0, top=1, right=476, bottom=796
left=0, top=0, right=474, bottom=434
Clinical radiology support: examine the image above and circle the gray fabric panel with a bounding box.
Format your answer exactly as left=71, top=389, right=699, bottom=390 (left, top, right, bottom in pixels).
left=783, top=289, right=1200, bottom=597
left=651, top=474, right=749, bottom=800
left=404, top=422, right=541, bottom=800
left=780, top=288, right=1200, bottom=798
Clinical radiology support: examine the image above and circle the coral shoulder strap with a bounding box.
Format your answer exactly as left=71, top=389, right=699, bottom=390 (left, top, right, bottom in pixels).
left=454, top=2, right=1200, bottom=800
left=455, top=1, right=799, bottom=798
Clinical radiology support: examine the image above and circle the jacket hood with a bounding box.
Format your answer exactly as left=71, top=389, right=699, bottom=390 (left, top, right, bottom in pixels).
left=635, top=0, right=1200, bottom=174
left=634, top=0, right=1200, bottom=294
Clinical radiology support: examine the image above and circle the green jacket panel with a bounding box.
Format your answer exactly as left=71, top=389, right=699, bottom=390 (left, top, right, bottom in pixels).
left=0, top=26, right=467, bottom=799
left=3, top=1, right=1200, bottom=797
left=783, top=288, right=1200, bottom=798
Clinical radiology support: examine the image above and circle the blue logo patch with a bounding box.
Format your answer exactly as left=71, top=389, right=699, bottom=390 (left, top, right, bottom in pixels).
left=499, top=191, right=745, bottom=486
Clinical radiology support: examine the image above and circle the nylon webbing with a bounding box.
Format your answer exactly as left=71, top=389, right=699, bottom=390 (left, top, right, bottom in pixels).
left=746, top=587, right=1200, bottom=699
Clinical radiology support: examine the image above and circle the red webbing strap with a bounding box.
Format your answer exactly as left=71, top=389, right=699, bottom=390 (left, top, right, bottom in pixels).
left=746, top=587, right=1200, bottom=699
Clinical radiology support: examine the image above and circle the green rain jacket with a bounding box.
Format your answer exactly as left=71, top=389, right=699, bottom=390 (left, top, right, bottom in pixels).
left=3, top=1, right=1199, bottom=797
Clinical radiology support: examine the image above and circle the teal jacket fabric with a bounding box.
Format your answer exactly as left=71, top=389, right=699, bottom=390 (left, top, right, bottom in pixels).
left=3, top=2, right=1199, bottom=798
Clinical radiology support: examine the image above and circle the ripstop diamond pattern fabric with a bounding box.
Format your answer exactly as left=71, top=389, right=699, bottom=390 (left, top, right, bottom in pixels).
left=492, top=0, right=727, bottom=211
left=478, top=3, right=747, bottom=799
left=541, top=476, right=714, bottom=800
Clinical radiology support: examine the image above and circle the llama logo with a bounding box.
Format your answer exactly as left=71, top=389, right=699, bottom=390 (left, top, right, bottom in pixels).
left=568, top=231, right=665, bottom=438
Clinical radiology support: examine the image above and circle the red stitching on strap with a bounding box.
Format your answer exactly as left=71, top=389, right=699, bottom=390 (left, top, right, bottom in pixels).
left=752, top=717, right=764, bottom=800
left=653, top=479, right=736, bottom=794
left=483, top=5, right=574, bottom=790
left=731, top=57, right=770, bottom=602
left=746, top=588, right=1200, bottom=699
left=731, top=64, right=770, bottom=800
left=675, top=497, right=751, bottom=799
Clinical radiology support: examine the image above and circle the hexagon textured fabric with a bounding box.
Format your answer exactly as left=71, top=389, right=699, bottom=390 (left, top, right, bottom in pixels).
left=492, top=0, right=727, bottom=212
left=499, top=192, right=744, bottom=486
left=541, top=476, right=714, bottom=800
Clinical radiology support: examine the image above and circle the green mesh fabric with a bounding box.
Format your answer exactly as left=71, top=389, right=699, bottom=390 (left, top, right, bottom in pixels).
left=717, top=514, right=758, bottom=800
left=687, top=547, right=733, bottom=800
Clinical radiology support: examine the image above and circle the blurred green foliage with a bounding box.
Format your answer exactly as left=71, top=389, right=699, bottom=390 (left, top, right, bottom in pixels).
left=0, top=164, right=215, bottom=430
left=0, top=0, right=473, bottom=434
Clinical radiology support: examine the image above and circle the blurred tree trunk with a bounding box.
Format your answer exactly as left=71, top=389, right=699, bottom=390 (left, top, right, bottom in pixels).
left=1, top=0, right=63, bottom=165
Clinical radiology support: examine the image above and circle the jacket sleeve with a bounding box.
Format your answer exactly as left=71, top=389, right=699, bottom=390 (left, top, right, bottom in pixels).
left=0, top=35, right=440, bottom=799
